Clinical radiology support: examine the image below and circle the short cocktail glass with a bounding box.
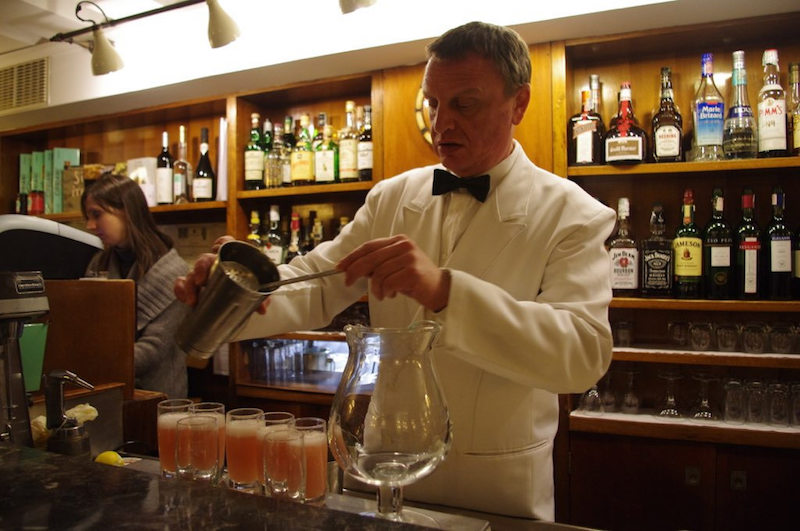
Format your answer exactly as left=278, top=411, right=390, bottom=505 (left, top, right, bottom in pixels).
left=176, top=415, right=219, bottom=482
left=157, top=398, right=193, bottom=479
left=260, top=411, right=295, bottom=496
left=189, top=402, right=226, bottom=483
left=263, top=424, right=304, bottom=501
left=295, top=417, right=328, bottom=505
left=225, top=407, right=264, bottom=492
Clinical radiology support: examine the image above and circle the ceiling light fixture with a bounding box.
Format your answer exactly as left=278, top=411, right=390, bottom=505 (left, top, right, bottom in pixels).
left=339, top=0, right=378, bottom=14
left=50, top=0, right=241, bottom=75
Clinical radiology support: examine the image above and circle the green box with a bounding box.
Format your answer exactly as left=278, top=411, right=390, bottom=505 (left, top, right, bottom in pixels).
left=19, top=153, right=31, bottom=194
left=30, top=151, right=43, bottom=192
left=52, top=147, right=81, bottom=213
left=20, top=323, right=48, bottom=393
left=44, top=150, right=53, bottom=214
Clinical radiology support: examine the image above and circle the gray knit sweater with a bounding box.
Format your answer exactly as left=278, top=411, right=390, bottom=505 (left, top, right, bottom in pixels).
left=87, top=248, right=190, bottom=398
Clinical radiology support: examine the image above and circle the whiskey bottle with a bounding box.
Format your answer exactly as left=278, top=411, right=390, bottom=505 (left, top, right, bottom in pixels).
left=789, top=62, right=800, bottom=156
left=723, top=50, right=758, bottom=159
left=651, top=67, right=683, bottom=162
left=692, top=53, right=725, bottom=161
left=703, top=187, right=734, bottom=299
left=315, top=124, right=339, bottom=184
left=173, top=125, right=192, bottom=203
left=758, top=49, right=787, bottom=157
left=736, top=188, right=762, bottom=300
left=765, top=186, right=792, bottom=300
left=640, top=202, right=673, bottom=297
left=604, top=82, right=647, bottom=164
left=339, top=100, right=359, bottom=182
left=244, top=112, right=266, bottom=190
left=673, top=188, right=703, bottom=298
left=264, top=205, right=285, bottom=266
left=193, top=127, right=216, bottom=202
left=357, top=104, right=373, bottom=181
left=567, top=88, right=605, bottom=165
left=609, top=197, right=639, bottom=296
left=290, top=114, right=314, bottom=185
left=155, top=131, right=174, bottom=204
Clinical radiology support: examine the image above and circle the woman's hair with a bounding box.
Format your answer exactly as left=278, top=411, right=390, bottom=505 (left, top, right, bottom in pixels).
left=81, top=172, right=173, bottom=278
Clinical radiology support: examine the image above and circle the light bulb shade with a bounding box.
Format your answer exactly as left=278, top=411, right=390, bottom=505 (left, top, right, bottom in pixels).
left=91, top=28, right=123, bottom=75
left=340, top=0, right=377, bottom=14
left=206, top=0, right=240, bottom=48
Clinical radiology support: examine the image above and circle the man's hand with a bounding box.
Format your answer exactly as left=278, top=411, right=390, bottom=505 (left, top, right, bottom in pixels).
left=337, top=234, right=450, bottom=312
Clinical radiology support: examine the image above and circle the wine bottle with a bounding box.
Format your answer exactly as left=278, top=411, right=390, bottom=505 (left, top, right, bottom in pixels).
left=339, top=100, right=360, bottom=182
left=765, top=186, right=792, bottom=300
left=567, top=85, right=605, bottom=166
left=692, top=53, right=725, bottom=161
left=703, top=187, right=735, bottom=299
left=758, top=49, right=787, bottom=157
left=640, top=202, right=673, bottom=297
left=651, top=67, right=683, bottom=162
left=723, top=50, right=758, bottom=159
left=609, top=197, right=639, bottom=296
left=244, top=112, right=266, bottom=190
left=173, top=125, right=192, bottom=203
left=736, top=188, right=762, bottom=299
left=673, top=188, right=703, bottom=298
left=604, top=81, right=647, bottom=164
left=193, top=127, right=216, bottom=202
left=155, top=131, right=174, bottom=204
left=357, top=104, right=373, bottom=181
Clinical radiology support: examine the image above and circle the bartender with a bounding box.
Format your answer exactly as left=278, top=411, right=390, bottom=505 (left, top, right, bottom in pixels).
left=177, top=21, right=615, bottom=520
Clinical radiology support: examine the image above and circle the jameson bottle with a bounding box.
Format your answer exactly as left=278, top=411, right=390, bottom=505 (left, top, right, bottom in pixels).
left=758, top=49, right=787, bottom=157
left=193, top=127, right=216, bottom=202
left=651, top=67, right=683, bottom=162
left=765, top=186, right=792, bottom=300
left=244, top=112, right=266, bottom=190
left=605, top=82, right=647, bottom=164
left=609, top=197, right=639, bottom=296
left=567, top=86, right=605, bottom=165
left=640, top=203, right=673, bottom=297
left=692, top=53, right=725, bottom=161
left=736, top=188, right=762, bottom=300
left=155, top=131, right=174, bottom=204
left=723, top=50, right=758, bottom=159
left=673, top=188, right=703, bottom=298
left=703, top=187, right=734, bottom=299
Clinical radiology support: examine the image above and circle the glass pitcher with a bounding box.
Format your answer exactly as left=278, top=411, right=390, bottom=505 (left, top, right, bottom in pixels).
left=328, top=321, right=451, bottom=523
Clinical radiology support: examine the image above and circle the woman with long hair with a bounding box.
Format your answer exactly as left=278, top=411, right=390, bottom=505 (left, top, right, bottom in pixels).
left=82, top=172, right=189, bottom=398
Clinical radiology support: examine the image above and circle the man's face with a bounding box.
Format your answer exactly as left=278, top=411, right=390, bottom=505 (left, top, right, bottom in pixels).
left=422, top=53, right=529, bottom=177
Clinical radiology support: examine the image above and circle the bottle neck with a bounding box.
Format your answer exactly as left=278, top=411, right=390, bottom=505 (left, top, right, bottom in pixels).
left=682, top=204, right=695, bottom=225
left=764, top=64, right=780, bottom=86
left=731, top=68, right=751, bottom=106
left=741, top=194, right=755, bottom=220
left=617, top=217, right=630, bottom=238
left=711, top=195, right=724, bottom=218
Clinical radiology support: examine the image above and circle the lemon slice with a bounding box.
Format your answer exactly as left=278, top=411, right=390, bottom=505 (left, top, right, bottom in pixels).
left=95, top=450, right=125, bottom=466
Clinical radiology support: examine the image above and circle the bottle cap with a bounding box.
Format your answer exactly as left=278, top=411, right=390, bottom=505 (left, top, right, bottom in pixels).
left=590, top=74, right=600, bottom=90
left=617, top=197, right=630, bottom=217
left=732, top=50, right=745, bottom=70
left=762, top=49, right=779, bottom=66
left=701, top=53, right=713, bottom=75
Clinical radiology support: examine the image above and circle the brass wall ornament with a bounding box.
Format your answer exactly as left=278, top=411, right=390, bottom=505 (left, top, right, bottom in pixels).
left=415, top=87, right=433, bottom=147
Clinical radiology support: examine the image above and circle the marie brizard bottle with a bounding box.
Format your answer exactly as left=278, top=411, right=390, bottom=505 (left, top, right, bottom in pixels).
left=673, top=188, right=703, bottom=298
left=193, top=127, right=216, bottom=202
left=765, top=186, right=792, bottom=300
left=651, top=67, right=683, bottom=162
left=758, top=49, right=788, bottom=157
left=723, top=50, right=758, bottom=159
left=604, top=81, right=647, bottom=164
left=155, top=131, right=174, bottom=204
left=244, top=112, right=266, bottom=190
left=736, top=187, right=762, bottom=300
left=173, top=125, right=192, bottom=203
left=703, top=187, right=735, bottom=299
left=567, top=86, right=605, bottom=166
left=609, top=197, right=639, bottom=297
left=640, top=203, right=673, bottom=297
left=692, top=53, right=725, bottom=161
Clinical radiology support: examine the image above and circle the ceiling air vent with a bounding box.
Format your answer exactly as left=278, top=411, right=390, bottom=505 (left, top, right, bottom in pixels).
left=0, top=57, right=49, bottom=114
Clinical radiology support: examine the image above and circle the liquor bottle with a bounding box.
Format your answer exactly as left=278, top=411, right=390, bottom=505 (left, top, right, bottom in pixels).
left=264, top=205, right=285, bottom=266
left=315, top=124, right=339, bottom=184
left=173, top=125, right=192, bottom=203
left=336, top=216, right=350, bottom=237
left=261, top=117, right=273, bottom=152
left=357, top=105, right=373, bottom=181
left=793, top=224, right=800, bottom=299
left=246, top=210, right=263, bottom=249
left=193, top=127, right=216, bottom=202
left=692, top=53, right=725, bottom=161
left=339, top=100, right=360, bottom=182
left=311, top=218, right=324, bottom=249
left=651, top=67, right=683, bottom=162
left=789, top=62, right=800, bottom=156
left=736, top=188, right=762, bottom=299
left=290, top=114, right=314, bottom=185
left=312, top=112, right=327, bottom=151
left=567, top=88, right=605, bottom=165
left=758, top=49, right=787, bottom=157
left=284, top=212, right=303, bottom=263
left=640, top=202, right=673, bottom=297
left=765, top=186, right=792, bottom=300
left=301, top=210, right=316, bottom=254
left=673, top=188, right=703, bottom=298
left=723, top=50, right=758, bottom=159
left=244, top=112, right=266, bottom=190
left=703, top=187, right=735, bottom=299
left=267, top=123, right=283, bottom=188
left=604, top=82, right=647, bottom=164
left=609, top=197, right=639, bottom=296
left=282, top=115, right=296, bottom=150
left=155, top=131, right=174, bottom=204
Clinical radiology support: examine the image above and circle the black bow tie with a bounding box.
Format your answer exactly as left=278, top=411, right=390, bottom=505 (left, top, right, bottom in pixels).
left=432, top=169, right=490, bottom=202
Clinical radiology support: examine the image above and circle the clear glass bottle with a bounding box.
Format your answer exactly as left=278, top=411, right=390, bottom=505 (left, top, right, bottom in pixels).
left=265, top=205, right=285, bottom=266
left=315, top=124, right=339, bottom=184
left=640, top=202, right=673, bottom=297
left=765, top=186, right=792, bottom=300
left=267, top=123, right=287, bottom=188
left=290, top=113, right=314, bottom=185
left=357, top=104, right=373, bottom=181
left=703, top=187, right=734, bottom=299
left=604, top=82, right=647, bottom=164
left=567, top=87, right=605, bottom=165
left=651, top=67, right=683, bottom=162
left=787, top=62, right=799, bottom=156
left=673, top=188, right=703, bottom=298
left=244, top=112, right=265, bottom=190
left=692, top=53, right=725, bottom=161
left=155, top=131, right=174, bottom=204
left=758, top=49, right=787, bottom=157
left=609, top=197, right=639, bottom=296
left=193, top=127, right=216, bottom=202
left=736, top=187, right=762, bottom=300
left=339, top=100, right=360, bottom=182
left=723, top=50, right=758, bottom=159
left=173, top=125, right=192, bottom=203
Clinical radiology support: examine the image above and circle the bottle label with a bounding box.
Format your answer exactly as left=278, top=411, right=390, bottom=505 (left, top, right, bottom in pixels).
left=794, top=117, right=800, bottom=150
left=574, top=120, right=595, bottom=163
left=357, top=141, right=373, bottom=170
left=728, top=105, right=754, bottom=119
left=794, top=249, right=800, bottom=279
left=673, top=237, right=702, bottom=277
left=315, top=150, right=336, bottom=182
left=610, top=248, right=639, bottom=289
left=244, top=151, right=264, bottom=183
left=605, top=137, right=643, bottom=162
left=740, top=238, right=760, bottom=294
left=155, top=167, right=173, bottom=203
left=642, top=249, right=671, bottom=290
left=770, top=237, right=791, bottom=272
left=193, top=178, right=213, bottom=199
left=654, top=125, right=681, bottom=157
left=339, top=139, right=358, bottom=179
left=173, top=167, right=187, bottom=198
left=757, top=97, right=787, bottom=151
left=291, top=151, right=313, bottom=183
left=281, top=161, right=292, bottom=186
left=710, top=245, right=731, bottom=267
left=265, top=244, right=284, bottom=266
left=695, top=102, right=724, bottom=146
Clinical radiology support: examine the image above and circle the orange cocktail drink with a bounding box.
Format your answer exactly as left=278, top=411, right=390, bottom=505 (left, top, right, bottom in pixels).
left=225, top=408, right=264, bottom=491
left=157, top=398, right=193, bottom=478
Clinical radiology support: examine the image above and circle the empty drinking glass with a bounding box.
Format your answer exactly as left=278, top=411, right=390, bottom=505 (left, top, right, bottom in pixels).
left=715, top=323, right=740, bottom=352
left=668, top=321, right=689, bottom=348
left=723, top=379, right=746, bottom=424
left=689, top=322, right=714, bottom=351
left=657, top=370, right=682, bottom=418
left=768, top=382, right=790, bottom=426
left=741, top=322, right=768, bottom=354
left=690, top=373, right=716, bottom=421
left=620, top=370, right=639, bottom=414
left=579, top=385, right=604, bottom=415
left=791, top=383, right=800, bottom=426
left=746, top=381, right=766, bottom=423
left=768, top=323, right=795, bottom=354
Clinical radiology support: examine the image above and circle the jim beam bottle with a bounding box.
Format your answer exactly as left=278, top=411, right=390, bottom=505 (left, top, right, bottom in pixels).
left=609, top=197, right=639, bottom=296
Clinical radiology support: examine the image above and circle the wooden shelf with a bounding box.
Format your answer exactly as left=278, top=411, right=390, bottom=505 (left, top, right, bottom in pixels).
left=610, top=297, right=800, bottom=312
left=613, top=347, right=800, bottom=369
left=268, top=331, right=346, bottom=342
left=237, top=181, right=374, bottom=200
left=568, top=157, right=800, bottom=177
left=39, top=201, right=227, bottom=223
left=570, top=410, right=800, bottom=449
